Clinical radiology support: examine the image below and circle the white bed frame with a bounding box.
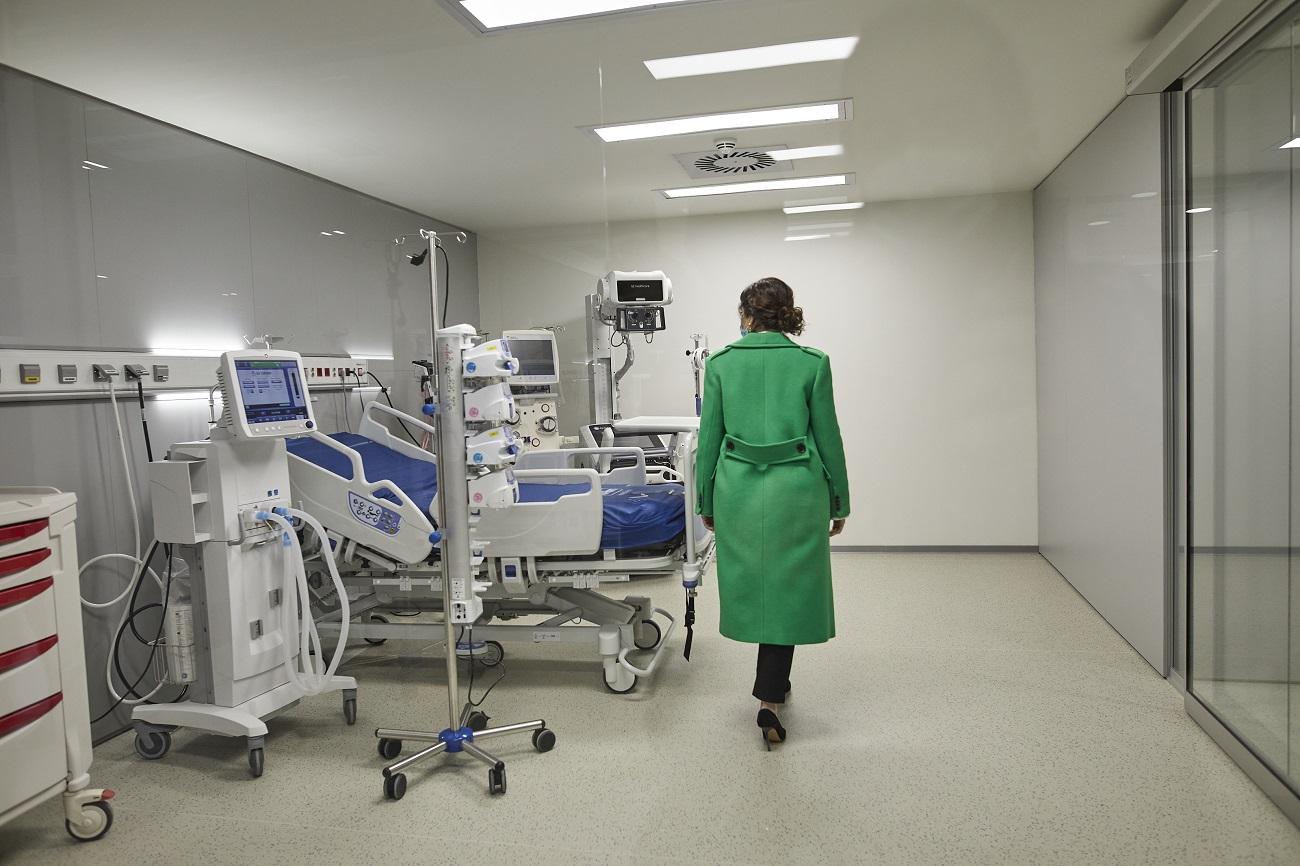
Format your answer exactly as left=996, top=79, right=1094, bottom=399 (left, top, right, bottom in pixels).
left=286, top=403, right=714, bottom=693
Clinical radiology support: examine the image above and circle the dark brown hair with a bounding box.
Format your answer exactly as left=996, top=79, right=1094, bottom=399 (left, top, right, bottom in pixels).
left=740, top=277, right=805, bottom=336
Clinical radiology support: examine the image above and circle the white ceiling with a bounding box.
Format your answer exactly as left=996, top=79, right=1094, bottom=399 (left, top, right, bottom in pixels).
left=0, top=0, right=1182, bottom=233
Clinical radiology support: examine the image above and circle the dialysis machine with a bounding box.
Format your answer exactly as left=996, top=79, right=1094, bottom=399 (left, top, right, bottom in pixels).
left=502, top=329, right=561, bottom=452
left=131, top=350, right=356, bottom=778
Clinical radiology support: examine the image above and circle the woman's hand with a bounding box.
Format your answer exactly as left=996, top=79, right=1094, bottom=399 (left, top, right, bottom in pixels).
left=702, top=515, right=715, bottom=532
left=829, top=519, right=846, bottom=538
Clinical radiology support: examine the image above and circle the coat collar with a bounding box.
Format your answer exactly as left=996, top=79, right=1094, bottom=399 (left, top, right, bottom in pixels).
left=731, top=331, right=797, bottom=349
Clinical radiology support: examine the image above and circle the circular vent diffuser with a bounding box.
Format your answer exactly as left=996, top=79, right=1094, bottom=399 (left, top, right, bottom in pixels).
left=693, top=150, right=777, bottom=174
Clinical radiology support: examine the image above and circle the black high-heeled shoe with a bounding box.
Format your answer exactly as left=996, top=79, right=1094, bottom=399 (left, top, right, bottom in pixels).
left=757, top=708, right=787, bottom=750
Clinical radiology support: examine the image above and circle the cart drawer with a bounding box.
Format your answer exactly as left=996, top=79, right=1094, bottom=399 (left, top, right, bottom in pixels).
left=0, top=637, right=60, bottom=719
left=0, top=577, right=56, bottom=656
left=0, top=695, right=68, bottom=815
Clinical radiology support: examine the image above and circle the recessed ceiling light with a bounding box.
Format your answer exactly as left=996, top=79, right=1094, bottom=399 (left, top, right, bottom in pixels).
left=96, top=274, right=108, bottom=279
left=1280, top=137, right=1300, bottom=149
left=783, top=201, right=864, bottom=214
left=591, top=100, right=850, bottom=143
left=320, top=231, right=334, bottom=236
left=644, top=36, right=859, bottom=79
left=1187, top=207, right=1212, bottom=214
left=765, top=145, right=844, bottom=161
left=331, top=229, right=346, bottom=235
left=1131, top=191, right=1158, bottom=198
left=81, top=160, right=109, bottom=170
left=660, top=173, right=852, bottom=199
left=1088, top=220, right=1110, bottom=226
left=785, top=233, right=833, bottom=242
left=457, top=0, right=712, bottom=30
left=786, top=221, right=853, bottom=232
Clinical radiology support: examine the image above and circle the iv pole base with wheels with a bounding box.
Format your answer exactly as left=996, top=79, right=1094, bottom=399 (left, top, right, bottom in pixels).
left=374, top=230, right=554, bottom=799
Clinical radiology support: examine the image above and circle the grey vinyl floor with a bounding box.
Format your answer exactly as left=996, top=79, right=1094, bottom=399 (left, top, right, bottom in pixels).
left=3, top=553, right=1299, bottom=865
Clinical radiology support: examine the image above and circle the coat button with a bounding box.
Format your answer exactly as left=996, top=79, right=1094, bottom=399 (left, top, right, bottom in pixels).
left=796, top=444, right=806, bottom=453
left=726, top=442, right=735, bottom=451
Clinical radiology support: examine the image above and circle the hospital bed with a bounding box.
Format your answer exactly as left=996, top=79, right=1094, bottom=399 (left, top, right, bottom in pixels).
left=285, top=402, right=713, bottom=693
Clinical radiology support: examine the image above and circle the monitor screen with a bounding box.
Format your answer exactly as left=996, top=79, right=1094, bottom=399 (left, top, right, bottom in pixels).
left=234, top=359, right=309, bottom=425
left=510, top=338, right=558, bottom=379
left=616, top=278, right=665, bottom=304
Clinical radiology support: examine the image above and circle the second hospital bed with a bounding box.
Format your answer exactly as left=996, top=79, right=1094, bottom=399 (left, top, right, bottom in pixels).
left=284, top=403, right=713, bottom=693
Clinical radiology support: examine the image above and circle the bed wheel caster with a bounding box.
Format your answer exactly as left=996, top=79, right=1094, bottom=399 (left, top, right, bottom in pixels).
left=602, top=669, right=637, bottom=695
left=634, top=619, right=662, bottom=650
left=488, top=766, right=507, bottom=795
left=377, top=738, right=402, bottom=760
left=65, top=800, right=113, bottom=842
left=248, top=747, right=265, bottom=778
left=343, top=696, right=357, bottom=725
left=133, top=729, right=171, bottom=761
left=466, top=710, right=490, bottom=732
left=532, top=728, right=556, bottom=753
left=383, top=772, right=407, bottom=801
left=364, top=614, right=388, bottom=646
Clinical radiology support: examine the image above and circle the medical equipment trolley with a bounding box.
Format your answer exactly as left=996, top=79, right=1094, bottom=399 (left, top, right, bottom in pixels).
left=0, top=488, right=114, bottom=842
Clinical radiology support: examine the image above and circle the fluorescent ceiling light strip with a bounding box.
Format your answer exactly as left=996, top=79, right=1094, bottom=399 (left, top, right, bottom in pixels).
left=786, top=221, right=853, bottom=232
left=594, top=100, right=846, bottom=143
left=645, top=36, right=859, bottom=79
left=785, top=234, right=832, bottom=242
left=1281, top=137, right=1300, bottom=149
left=661, top=174, right=849, bottom=199
left=1187, top=207, right=1212, bottom=214
left=765, top=144, right=843, bottom=161
left=461, top=0, right=701, bottom=29
left=783, top=201, right=864, bottom=214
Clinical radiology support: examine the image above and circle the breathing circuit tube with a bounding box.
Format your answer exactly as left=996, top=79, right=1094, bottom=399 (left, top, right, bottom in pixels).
left=258, top=508, right=351, bottom=696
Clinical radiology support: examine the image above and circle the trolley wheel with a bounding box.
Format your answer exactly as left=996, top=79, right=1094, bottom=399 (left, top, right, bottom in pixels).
left=248, top=747, right=265, bottom=778
left=634, top=619, right=662, bottom=650
left=532, top=728, right=556, bottom=753
left=602, top=669, right=638, bottom=695
left=343, top=696, right=357, bottom=725
left=134, top=730, right=171, bottom=761
left=383, top=772, right=407, bottom=801
left=377, top=738, right=403, bottom=760
left=364, top=614, right=389, bottom=646
left=65, top=800, right=113, bottom=842
left=466, top=710, right=490, bottom=732
left=488, top=766, right=507, bottom=796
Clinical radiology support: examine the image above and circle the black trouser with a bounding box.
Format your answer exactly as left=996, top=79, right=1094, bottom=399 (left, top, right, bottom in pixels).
left=752, top=643, right=794, bottom=703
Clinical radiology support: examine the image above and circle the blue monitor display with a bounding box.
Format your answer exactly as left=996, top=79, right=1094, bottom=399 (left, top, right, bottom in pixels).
left=235, top=359, right=309, bottom=425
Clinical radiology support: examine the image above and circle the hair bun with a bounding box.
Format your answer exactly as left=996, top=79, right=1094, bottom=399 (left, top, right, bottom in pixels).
left=740, top=277, right=805, bottom=336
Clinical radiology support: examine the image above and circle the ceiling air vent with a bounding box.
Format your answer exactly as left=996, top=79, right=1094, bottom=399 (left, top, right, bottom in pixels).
left=674, top=140, right=794, bottom=180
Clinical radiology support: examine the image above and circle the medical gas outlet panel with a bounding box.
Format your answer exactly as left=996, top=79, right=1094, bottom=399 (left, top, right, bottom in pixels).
left=0, top=348, right=368, bottom=401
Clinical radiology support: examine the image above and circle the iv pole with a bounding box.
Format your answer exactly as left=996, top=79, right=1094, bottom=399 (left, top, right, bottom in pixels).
left=373, top=229, right=554, bottom=800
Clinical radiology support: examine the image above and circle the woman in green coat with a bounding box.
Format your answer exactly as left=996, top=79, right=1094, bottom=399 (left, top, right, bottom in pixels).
left=696, top=277, right=850, bottom=749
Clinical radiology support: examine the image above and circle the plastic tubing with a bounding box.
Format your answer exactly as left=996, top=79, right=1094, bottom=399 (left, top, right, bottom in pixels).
left=258, top=511, right=350, bottom=695
left=80, top=379, right=163, bottom=609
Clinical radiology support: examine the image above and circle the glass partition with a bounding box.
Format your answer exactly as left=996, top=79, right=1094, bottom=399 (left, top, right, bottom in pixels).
left=1186, top=6, right=1299, bottom=788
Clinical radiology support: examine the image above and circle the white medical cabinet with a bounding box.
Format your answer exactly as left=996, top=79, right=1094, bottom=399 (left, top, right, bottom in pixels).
left=0, top=488, right=114, bottom=842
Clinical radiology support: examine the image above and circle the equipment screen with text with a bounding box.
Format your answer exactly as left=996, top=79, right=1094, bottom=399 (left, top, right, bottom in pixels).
left=235, top=359, right=309, bottom=424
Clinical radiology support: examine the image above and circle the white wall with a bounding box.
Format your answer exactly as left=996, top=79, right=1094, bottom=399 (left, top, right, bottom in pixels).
left=1034, top=94, right=1167, bottom=673
left=479, top=192, right=1038, bottom=547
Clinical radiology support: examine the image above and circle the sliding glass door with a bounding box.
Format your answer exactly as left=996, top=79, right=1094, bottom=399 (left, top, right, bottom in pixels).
left=1186, top=4, right=1300, bottom=791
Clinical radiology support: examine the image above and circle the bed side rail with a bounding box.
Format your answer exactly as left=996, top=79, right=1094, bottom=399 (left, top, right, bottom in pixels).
left=516, top=447, right=647, bottom=485
left=472, top=468, right=604, bottom=557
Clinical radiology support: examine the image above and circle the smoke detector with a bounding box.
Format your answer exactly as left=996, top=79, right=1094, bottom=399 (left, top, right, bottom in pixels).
left=674, top=142, right=794, bottom=179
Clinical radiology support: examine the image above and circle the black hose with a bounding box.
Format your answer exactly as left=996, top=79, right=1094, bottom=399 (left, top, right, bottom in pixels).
left=367, top=371, right=421, bottom=446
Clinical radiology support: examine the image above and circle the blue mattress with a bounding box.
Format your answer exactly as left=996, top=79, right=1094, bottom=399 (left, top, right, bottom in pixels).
left=286, top=433, right=685, bottom=551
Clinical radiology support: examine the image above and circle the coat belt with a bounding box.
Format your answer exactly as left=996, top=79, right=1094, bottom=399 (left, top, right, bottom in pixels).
left=722, top=434, right=810, bottom=469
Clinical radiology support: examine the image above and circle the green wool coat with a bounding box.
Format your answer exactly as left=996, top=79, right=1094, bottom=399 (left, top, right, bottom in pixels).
left=695, top=331, right=851, bottom=645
